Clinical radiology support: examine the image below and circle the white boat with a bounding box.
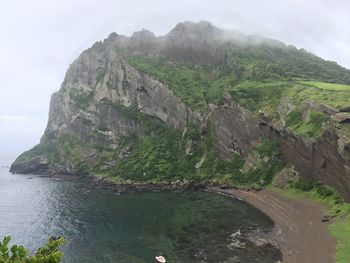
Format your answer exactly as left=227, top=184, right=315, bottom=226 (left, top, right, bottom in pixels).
left=155, top=255, right=166, bottom=263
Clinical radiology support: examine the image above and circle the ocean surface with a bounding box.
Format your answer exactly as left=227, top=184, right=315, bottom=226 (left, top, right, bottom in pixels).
left=0, top=167, right=281, bottom=262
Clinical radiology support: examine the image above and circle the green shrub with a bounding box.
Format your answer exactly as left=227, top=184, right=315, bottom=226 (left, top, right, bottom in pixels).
left=292, top=179, right=315, bottom=191
left=285, top=110, right=303, bottom=128
left=290, top=179, right=341, bottom=200
left=0, top=236, right=64, bottom=263
left=315, top=183, right=337, bottom=198
left=254, top=138, right=279, bottom=158
left=68, top=88, right=94, bottom=110
left=243, top=160, right=284, bottom=187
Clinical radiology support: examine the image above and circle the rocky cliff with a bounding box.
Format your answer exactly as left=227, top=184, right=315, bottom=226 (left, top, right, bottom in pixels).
left=11, top=21, right=350, bottom=201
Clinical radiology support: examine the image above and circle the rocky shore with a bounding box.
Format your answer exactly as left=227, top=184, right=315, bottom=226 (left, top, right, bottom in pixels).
left=36, top=173, right=209, bottom=193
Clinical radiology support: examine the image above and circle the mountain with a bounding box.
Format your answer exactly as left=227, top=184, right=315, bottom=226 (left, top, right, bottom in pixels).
left=10, top=21, right=350, bottom=201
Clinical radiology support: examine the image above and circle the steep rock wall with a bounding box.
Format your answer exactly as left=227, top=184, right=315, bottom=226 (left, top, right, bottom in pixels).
left=212, top=96, right=350, bottom=200
left=45, top=39, right=192, bottom=143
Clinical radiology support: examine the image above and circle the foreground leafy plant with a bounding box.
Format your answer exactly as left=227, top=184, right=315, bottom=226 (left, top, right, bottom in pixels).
left=0, top=236, right=64, bottom=263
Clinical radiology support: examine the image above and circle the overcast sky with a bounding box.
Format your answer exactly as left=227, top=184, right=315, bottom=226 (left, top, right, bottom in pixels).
left=0, top=0, right=350, bottom=164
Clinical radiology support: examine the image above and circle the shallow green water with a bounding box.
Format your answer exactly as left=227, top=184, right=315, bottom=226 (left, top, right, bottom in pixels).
left=0, top=167, right=281, bottom=262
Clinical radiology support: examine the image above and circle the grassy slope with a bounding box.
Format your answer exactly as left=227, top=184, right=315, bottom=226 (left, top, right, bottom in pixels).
left=301, top=81, right=350, bottom=91
left=330, top=216, right=350, bottom=263
left=232, top=80, right=350, bottom=111
left=297, top=81, right=350, bottom=109
left=225, top=43, right=350, bottom=85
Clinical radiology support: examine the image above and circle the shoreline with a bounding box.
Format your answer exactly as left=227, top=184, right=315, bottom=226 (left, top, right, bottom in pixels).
left=13, top=172, right=336, bottom=262
left=210, top=187, right=336, bottom=263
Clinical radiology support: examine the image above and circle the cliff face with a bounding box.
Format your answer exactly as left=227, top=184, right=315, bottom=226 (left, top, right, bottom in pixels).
left=10, top=21, right=350, bottom=201
left=46, top=40, right=190, bottom=141
left=212, top=97, right=350, bottom=200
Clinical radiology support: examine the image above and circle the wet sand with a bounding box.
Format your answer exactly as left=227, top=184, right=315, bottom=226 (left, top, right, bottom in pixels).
left=211, top=187, right=336, bottom=263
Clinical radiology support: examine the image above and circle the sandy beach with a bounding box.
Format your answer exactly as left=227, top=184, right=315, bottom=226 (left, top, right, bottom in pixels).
left=210, top=187, right=336, bottom=263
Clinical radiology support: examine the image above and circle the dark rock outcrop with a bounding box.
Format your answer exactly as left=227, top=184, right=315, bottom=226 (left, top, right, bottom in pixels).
left=10, top=157, right=50, bottom=175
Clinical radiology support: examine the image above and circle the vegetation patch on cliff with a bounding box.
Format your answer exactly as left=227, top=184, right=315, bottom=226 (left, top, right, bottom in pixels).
left=14, top=134, right=100, bottom=174
left=231, top=81, right=342, bottom=138
left=232, top=80, right=350, bottom=112
left=300, top=81, right=350, bottom=91
left=224, top=43, right=350, bottom=85
left=127, top=54, right=237, bottom=109
left=103, top=104, right=246, bottom=183
left=74, top=103, right=283, bottom=188
left=69, top=87, right=94, bottom=110
left=285, top=109, right=329, bottom=138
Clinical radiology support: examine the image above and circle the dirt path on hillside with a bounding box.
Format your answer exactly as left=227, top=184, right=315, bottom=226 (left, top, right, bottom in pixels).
left=210, top=188, right=336, bottom=263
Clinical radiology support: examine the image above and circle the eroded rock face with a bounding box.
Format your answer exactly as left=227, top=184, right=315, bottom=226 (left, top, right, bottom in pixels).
left=211, top=96, right=261, bottom=159
left=124, top=63, right=190, bottom=131
left=267, top=128, right=350, bottom=199
left=43, top=39, right=191, bottom=146
left=211, top=98, right=350, bottom=200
